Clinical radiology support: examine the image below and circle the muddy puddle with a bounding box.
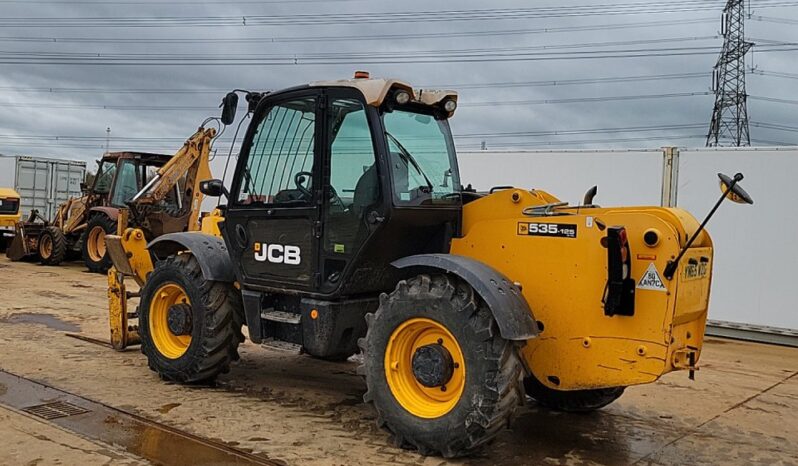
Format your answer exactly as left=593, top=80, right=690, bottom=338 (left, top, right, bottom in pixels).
left=0, top=312, right=80, bottom=332
left=0, top=370, right=280, bottom=466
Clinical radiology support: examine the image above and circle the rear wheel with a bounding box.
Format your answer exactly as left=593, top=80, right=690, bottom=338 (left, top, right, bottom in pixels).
left=82, top=215, right=116, bottom=273
left=138, top=253, right=244, bottom=383
left=38, top=226, right=67, bottom=266
left=360, top=274, right=525, bottom=457
left=524, top=375, right=625, bottom=412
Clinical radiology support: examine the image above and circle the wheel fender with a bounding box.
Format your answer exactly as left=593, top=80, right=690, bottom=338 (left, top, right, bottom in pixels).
left=392, top=254, right=540, bottom=341
left=148, top=232, right=235, bottom=282
left=88, top=206, right=120, bottom=221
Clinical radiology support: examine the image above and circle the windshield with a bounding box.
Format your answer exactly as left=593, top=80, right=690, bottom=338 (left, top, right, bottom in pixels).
left=93, top=160, right=117, bottom=195
left=382, top=108, right=460, bottom=206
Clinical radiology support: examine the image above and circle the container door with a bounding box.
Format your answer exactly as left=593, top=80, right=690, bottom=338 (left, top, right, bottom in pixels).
left=15, top=158, right=51, bottom=219
left=52, top=161, right=85, bottom=211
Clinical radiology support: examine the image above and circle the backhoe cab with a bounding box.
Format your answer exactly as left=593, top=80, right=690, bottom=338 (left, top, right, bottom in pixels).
left=107, top=72, right=752, bottom=458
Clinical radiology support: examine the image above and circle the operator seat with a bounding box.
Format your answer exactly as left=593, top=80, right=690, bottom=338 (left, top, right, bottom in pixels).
left=351, top=164, right=379, bottom=218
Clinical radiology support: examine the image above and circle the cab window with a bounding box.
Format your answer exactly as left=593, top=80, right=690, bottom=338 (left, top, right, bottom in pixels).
left=93, top=160, right=117, bottom=195
left=236, top=98, right=316, bottom=206
left=110, top=160, right=139, bottom=207
left=382, top=109, right=459, bottom=206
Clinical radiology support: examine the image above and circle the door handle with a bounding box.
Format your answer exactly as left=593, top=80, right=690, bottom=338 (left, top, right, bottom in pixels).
left=367, top=211, right=385, bottom=225
left=235, top=224, right=248, bottom=248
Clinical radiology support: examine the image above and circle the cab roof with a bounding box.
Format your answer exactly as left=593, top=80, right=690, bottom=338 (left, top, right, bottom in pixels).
left=269, top=73, right=458, bottom=115
left=0, top=187, right=20, bottom=199
left=102, top=151, right=173, bottom=166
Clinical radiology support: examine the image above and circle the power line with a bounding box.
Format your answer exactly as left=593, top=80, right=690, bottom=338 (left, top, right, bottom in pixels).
left=461, top=92, right=713, bottom=107
left=751, top=121, right=798, bottom=132
left=0, top=36, right=723, bottom=59
left=749, top=95, right=798, bottom=105
left=2, top=42, right=795, bottom=66
left=0, top=123, right=709, bottom=143
left=750, top=138, right=798, bottom=146
left=2, top=2, right=797, bottom=28
left=0, top=18, right=716, bottom=45
left=2, top=45, right=796, bottom=66
left=456, top=123, right=706, bottom=139
left=0, top=92, right=714, bottom=112
left=0, top=72, right=709, bottom=95
left=457, top=134, right=707, bottom=148
left=750, top=15, right=798, bottom=25
left=750, top=69, right=798, bottom=80
left=0, top=0, right=358, bottom=3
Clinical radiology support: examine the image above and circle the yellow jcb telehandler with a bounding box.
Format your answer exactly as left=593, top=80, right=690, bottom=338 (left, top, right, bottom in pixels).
left=106, top=73, right=753, bottom=457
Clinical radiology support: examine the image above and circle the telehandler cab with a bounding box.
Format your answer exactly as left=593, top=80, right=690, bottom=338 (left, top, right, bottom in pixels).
left=106, top=73, right=752, bottom=457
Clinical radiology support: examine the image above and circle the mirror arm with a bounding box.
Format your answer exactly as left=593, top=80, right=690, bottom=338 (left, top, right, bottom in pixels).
left=663, top=174, right=741, bottom=280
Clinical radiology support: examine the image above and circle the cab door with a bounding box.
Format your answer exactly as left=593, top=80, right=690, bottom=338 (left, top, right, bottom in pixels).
left=224, top=91, right=322, bottom=291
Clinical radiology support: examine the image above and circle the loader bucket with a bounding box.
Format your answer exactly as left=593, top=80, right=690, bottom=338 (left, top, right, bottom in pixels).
left=6, top=230, right=29, bottom=260
left=5, top=223, right=42, bottom=261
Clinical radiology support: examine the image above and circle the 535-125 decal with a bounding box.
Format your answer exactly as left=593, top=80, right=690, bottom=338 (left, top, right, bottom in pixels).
left=517, top=222, right=578, bottom=239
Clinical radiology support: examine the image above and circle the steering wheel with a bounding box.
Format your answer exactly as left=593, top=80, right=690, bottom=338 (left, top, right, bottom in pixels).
left=294, top=171, right=313, bottom=199
left=327, top=185, right=346, bottom=211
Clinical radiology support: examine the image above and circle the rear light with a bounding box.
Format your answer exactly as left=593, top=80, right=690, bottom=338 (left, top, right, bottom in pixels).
left=604, top=226, right=636, bottom=316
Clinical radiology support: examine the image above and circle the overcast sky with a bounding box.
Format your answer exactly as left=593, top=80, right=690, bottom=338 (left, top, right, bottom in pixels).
left=0, top=0, right=795, bottom=166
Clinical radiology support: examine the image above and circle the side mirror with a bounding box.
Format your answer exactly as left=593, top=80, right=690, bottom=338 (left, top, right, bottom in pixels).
left=718, top=173, right=754, bottom=205
left=80, top=182, right=88, bottom=194
left=200, top=179, right=228, bottom=198
left=664, top=171, right=753, bottom=280
left=220, top=92, right=239, bottom=126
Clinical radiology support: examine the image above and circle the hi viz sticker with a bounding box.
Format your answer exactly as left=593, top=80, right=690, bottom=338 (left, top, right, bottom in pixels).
left=637, top=262, right=667, bottom=292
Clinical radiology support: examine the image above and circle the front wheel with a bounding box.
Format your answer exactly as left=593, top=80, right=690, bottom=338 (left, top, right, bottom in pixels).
left=524, top=375, right=625, bottom=412
left=38, top=226, right=67, bottom=265
left=82, top=215, right=117, bottom=273
left=138, top=253, right=244, bottom=383
left=360, top=274, right=525, bottom=458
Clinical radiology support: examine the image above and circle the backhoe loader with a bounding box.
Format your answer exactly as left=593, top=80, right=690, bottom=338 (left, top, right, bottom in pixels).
left=7, top=129, right=213, bottom=272
left=106, top=73, right=753, bottom=457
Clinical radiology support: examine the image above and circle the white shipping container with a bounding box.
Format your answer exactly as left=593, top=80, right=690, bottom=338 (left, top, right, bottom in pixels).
left=0, top=154, right=87, bottom=220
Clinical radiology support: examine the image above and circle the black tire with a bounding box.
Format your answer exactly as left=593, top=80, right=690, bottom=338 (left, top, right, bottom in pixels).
left=360, top=274, right=525, bottom=458
left=38, top=226, right=67, bottom=266
left=138, top=254, right=245, bottom=383
left=524, top=375, right=625, bottom=412
left=81, top=214, right=117, bottom=273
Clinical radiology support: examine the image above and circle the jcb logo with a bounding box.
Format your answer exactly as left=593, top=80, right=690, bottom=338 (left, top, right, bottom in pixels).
left=254, top=243, right=301, bottom=265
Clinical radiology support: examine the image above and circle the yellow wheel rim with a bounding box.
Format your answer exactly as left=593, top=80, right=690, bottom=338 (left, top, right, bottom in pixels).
left=87, top=225, right=106, bottom=262
left=40, top=235, right=52, bottom=259
left=384, top=317, right=466, bottom=419
left=149, top=283, right=192, bottom=359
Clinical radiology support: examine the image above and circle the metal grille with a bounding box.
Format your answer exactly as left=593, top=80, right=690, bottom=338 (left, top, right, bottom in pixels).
left=22, top=401, right=90, bottom=420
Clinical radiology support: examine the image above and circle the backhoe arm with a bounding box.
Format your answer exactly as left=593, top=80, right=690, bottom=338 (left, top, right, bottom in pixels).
left=131, top=127, right=216, bottom=231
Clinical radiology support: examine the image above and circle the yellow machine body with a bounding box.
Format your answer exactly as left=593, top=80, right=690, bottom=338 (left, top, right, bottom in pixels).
left=0, top=188, right=21, bottom=229
left=451, top=189, right=712, bottom=391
